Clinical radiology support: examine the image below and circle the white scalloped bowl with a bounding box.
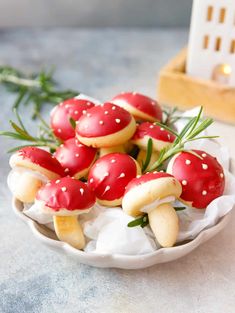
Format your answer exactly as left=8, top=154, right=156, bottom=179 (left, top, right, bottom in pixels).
left=12, top=197, right=231, bottom=269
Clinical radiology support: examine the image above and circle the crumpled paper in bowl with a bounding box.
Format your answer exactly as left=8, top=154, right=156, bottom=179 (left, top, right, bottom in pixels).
left=22, top=107, right=235, bottom=255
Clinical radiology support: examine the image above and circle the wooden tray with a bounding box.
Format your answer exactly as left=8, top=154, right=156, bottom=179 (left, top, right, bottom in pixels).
left=158, top=48, right=235, bottom=124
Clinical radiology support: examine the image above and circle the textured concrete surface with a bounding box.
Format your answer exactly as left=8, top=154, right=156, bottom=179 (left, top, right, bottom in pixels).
left=0, top=0, right=192, bottom=27
left=0, top=28, right=235, bottom=313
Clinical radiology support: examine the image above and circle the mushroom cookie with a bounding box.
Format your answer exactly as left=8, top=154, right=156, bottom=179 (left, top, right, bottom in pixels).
left=8, top=147, right=64, bottom=203
left=111, top=92, right=162, bottom=122
left=50, top=98, right=95, bottom=140
left=167, top=150, right=225, bottom=209
left=131, top=122, right=175, bottom=151
left=76, top=103, right=136, bottom=156
left=132, top=122, right=175, bottom=170
left=122, top=172, right=182, bottom=247
left=54, top=138, right=97, bottom=178
left=88, top=153, right=141, bottom=206
left=36, top=177, right=96, bottom=249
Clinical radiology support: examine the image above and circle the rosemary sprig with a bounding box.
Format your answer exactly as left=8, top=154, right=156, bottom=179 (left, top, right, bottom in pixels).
left=162, top=106, right=178, bottom=126
left=146, top=107, right=219, bottom=172
left=0, top=109, right=60, bottom=153
left=127, top=207, right=186, bottom=228
left=128, top=215, right=149, bottom=228
left=0, top=66, right=79, bottom=119
left=142, top=138, right=153, bottom=172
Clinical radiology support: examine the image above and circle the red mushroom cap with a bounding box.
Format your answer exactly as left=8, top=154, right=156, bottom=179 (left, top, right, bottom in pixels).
left=54, top=138, right=97, bottom=177
left=10, top=147, right=65, bottom=177
left=76, top=103, right=133, bottom=138
left=88, top=153, right=140, bottom=204
left=167, top=150, right=225, bottom=209
left=111, top=92, right=162, bottom=122
left=36, top=176, right=96, bottom=214
left=124, top=172, right=173, bottom=194
left=50, top=98, right=95, bottom=140
left=132, top=122, right=175, bottom=142
left=131, top=122, right=175, bottom=151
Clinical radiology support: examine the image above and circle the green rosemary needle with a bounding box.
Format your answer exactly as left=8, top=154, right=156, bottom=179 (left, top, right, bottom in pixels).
left=0, top=66, right=79, bottom=119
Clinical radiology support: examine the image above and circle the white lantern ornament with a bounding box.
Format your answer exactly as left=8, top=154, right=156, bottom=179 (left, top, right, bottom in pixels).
left=187, top=0, right=235, bottom=86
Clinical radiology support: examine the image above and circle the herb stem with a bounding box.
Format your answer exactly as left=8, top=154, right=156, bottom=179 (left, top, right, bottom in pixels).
left=0, top=74, right=40, bottom=88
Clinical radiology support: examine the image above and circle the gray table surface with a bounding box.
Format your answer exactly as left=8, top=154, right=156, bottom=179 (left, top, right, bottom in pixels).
left=0, top=28, right=235, bottom=313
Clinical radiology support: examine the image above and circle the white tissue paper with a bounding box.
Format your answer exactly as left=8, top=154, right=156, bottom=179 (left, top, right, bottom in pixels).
left=22, top=107, right=235, bottom=255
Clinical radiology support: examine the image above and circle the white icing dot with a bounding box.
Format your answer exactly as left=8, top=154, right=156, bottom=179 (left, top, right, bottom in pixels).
left=78, top=144, right=83, bottom=147
left=112, top=106, right=116, bottom=110
left=149, top=125, right=154, bottom=129
left=202, top=163, right=208, bottom=170
left=76, top=121, right=79, bottom=124
left=65, top=104, right=70, bottom=109
left=99, top=120, right=104, bottom=125
left=75, top=153, right=80, bottom=157
left=160, top=127, right=164, bottom=131
left=220, top=173, right=224, bottom=178
left=115, top=118, right=121, bottom=123
left=80, top=188, right=84, bottom=195
left=82, top=110, right=87, bottom=115
left=104, top=172, right=109, bottom=177
left=182, top=180, right=187, bottom=186
left=111, top=159, right=116, bottom=163
left=167, top=134, right=171, bottom=140
left=185, top=159, right=191, bottom=165
left=46, top=182, right=51, bottom=186
left=159, top=170, right=164, bottom=172
left=118, top=173, right=125, bottom=178
left=56, top=180, right=60, bottom=184
left=61, top=187, right=67, bottom=192
left=90, top=178, right=94, bottom=183
left=202, top=153, right=207, bottom=157
left=74, top=110, right=79, bottom=114
left=64, top=168, right=69, bottom=173
left=58, top=129, right=62, bottom=133
left=87, top=113, right=91, bottom=117
left=202, top=190, right=207, bottom=196
left=153, top=171, right=158, bottom=174
left=136, top=175, right=141, bottom=178
left=87, top=102, right=91, bottom=106
left=104, top=111, right=109, bottom=115
left=60, top=144, right=64, bottom=148
left=51, top=155, right=55, bottom=159
left=132, top=92, right=137, bottom=95
left=103, top=185, right=111, bottom=193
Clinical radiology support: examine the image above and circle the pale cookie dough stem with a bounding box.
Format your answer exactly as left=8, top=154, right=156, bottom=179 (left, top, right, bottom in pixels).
left=148, top=203, right=179, bottom=248
left=53, top=216, right=85, bottom=250
left=14, top=172, right=43, bottom=203
left=99, top=145, right=125, bottom=157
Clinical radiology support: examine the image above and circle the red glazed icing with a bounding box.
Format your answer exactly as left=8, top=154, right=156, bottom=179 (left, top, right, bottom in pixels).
left=112, top=92, right=162, bottom=121
left=132, top=122, right=175, bottom=142
left=169, top=150, right=225, bottom=209
left=18, top=147, right=65, bottom=176
left=36, top=176, right=96, bottom=211
left=125, top=172, right=174, bottom=194
left=88, top=153, right=138, bottom=201
left=50, top=98, right=95, bottom=140
left=54, top=138, right=97, bottom=176
left=76, top=103, right=132, bottom=138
